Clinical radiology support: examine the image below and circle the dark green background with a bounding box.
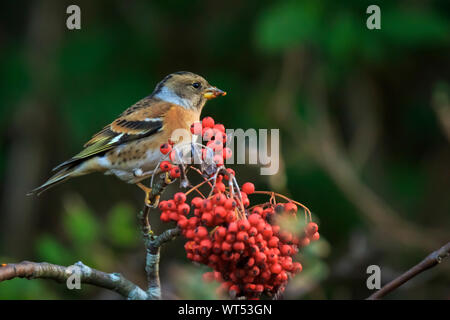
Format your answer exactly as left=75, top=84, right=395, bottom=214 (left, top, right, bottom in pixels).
left=0, top=0, right=449, bottom=299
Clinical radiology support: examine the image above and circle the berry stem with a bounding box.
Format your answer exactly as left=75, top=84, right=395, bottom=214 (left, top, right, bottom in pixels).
left=251, top=191, right=312, bottom=222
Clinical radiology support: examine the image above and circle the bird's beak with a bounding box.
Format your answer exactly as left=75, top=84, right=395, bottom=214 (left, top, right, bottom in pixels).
left=203, top=86, right=227, bottom=100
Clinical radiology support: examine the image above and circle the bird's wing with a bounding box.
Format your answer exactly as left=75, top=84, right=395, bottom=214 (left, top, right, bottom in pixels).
left=52, top=99, right=172, bottom=171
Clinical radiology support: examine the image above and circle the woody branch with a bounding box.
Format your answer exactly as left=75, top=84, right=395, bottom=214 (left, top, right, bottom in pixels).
left=0, top=261, right=147, bottom=299
left=139, top=171, right=180, bottom=299
left=368, top=241, right=450, bottom=299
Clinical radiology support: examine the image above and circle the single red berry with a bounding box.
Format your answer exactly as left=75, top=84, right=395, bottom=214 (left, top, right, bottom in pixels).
left=202, top=116, right=215, bottom=128
left=174, top=192, right=186, bottom=204
left=238, top=219, right=251, bottom=231
left=225, top=168, right=235, bottom=178
left=255, top=252, right=267, bottom=264
left=270, top=263, right=282, bottom=274
left=177, top=217, right=188, bottom=228
left=185, top=229, right=194, bottom=239
left=200, top=239, right=212, bottom=252
left=248, top=214, right=261, bottom=226
left=209, top=254, right=220, bottom=264
left=216, top=226, right=227, bottom=238
left=195, top=226, right=208, bottom=239
left=280, top=244, right=292, bottom=256
left=248, top=227, right=258, bottom=237
left=256, top=221, right=266, bottom=233
left=213, top=123, right=225, bottom=133
left=282, top=260, right=293, bottom=271
left=228, top=222, right=238, bottom=233
left=203, top=128, right=215, bottom=141
left=214, top=206, right=227, bottom=219
left=260, top=271, right=271, bottom=281
left=160, top=211, right=170, bottom=222
left=213, top=193, right=226, bottom=205
left=170, top=166, right=181, bottom=178
left=225, top=212, right=236, bottom=223
left=262, top=226, right=273, bottom=240
left=255, top=284, right=264, bottom=293
left=278, top=271, right=288, bottom=282
left=311, top=232, right=320, bottom=241
left=293, top=262, right=303, bottom=273
left=188, top=217, right=199, bottom=228
left=160, top=161, right=172, bottom=172
left=159, top=143, right=172, bottom=155
left=284, top=202, right=297, bottom=214
left=202, top=199, right=213, bottom=211
left=169, top=211, right=179, bottom=221
left=233, top=241, right=245, bottom=252
left=190, top=122, right=202, bottom=135
left=166, top=200, right=175, bottom=210
left=251, top=266, right=260, bottom=276
left=201, top=212, right=213, bottom=225
left=158, top=201, right=168, bottom=210
left=214, top=182, right=226, bottom=193
left=272, top=225, right=280, bottom=235
left=241, top=182, right=255, bottom=194
left=306, top=222, right=319, bottom=237
left=177, top=203, right=190, bottom=215
left=222, top=241, right=232, bottom=252
left=225, top=233, right=236, bottom=243
left=224, top=199, right=236, bottom=210
left=236, top=231, right=249, bottom=242
left=191, top=197, right=203, bottom=208
left=267, top=250, right=278, bottom=263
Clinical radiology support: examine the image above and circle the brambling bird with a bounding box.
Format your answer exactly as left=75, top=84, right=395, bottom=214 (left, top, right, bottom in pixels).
left=29, top=71, right=226, bottom=204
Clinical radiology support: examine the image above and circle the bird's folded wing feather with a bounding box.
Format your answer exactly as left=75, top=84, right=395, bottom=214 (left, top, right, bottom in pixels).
left=52, top=100, right=172, bottom=171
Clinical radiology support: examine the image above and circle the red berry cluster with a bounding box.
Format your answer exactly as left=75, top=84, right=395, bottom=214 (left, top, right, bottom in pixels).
left=155, top=116, right=319, bottom=299
left=158, top=141, right=181, bottom=179
left=157, top=116, right=231, bottom=178
left=158, top=180, right=319, bottom=299
left=190, top=116, right=232, bottom=166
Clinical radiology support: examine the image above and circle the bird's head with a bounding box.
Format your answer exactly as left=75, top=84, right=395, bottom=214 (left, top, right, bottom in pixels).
left=152, top=71, right=226, bottom=110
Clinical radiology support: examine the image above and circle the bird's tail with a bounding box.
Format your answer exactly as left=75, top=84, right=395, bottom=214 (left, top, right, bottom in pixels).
left=27, top=164, right=83, bottom=196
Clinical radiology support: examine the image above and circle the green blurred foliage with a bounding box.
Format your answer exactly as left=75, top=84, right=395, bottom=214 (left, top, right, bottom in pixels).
left=1, top=197, right=140, bottom=299
left=106, top=203, right=140, bottom=248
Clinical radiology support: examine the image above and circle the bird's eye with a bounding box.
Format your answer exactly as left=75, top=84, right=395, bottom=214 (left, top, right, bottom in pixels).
left=192, top=82, right=201, bottom=89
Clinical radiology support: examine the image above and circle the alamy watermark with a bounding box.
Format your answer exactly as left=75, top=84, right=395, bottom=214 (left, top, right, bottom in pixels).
left=66, top=264, right=81, bottom=290
left=366, top=265, right=381, bottom=290
left=168, top=128, right=280, bottom=176
left=366, top=5, right=381, bottom=30
left=66, top=5, right=81, bottom=30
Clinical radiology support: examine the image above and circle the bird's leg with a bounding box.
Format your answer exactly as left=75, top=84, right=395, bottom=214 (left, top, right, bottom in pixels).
left=133, top=168, right=154, bottom=178
left=164, top=172, right=172, bottom=184
left=136, top=182, right=159, bottom=207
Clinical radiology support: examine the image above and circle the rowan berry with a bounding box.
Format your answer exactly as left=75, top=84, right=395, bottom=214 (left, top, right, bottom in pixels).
left=202, top=116, right=215, bottom=128
left=160, top=161, right=172, bottom=172
left=242, top=182, right=255, bottom=194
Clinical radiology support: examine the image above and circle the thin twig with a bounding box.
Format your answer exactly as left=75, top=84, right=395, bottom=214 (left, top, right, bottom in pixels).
left=139, top=172, right=179, bottom=299
left=367, top=242, right=450, bottom=299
